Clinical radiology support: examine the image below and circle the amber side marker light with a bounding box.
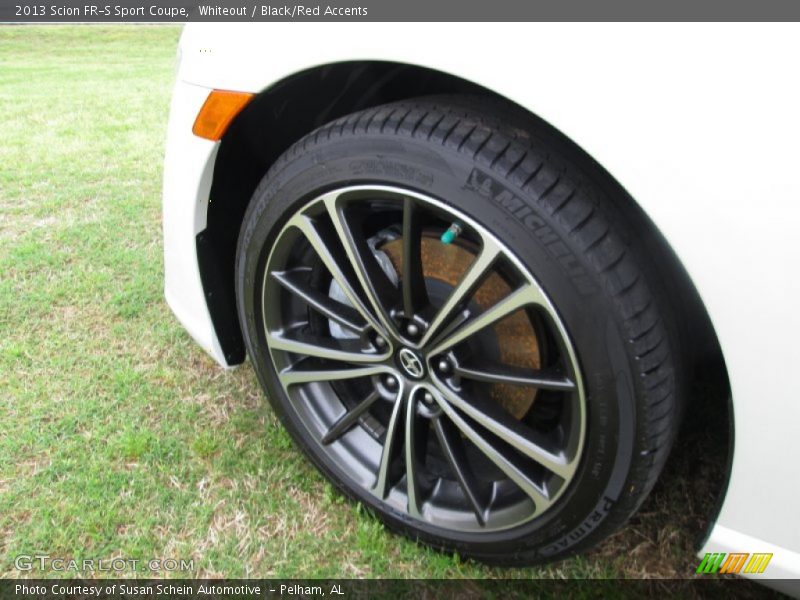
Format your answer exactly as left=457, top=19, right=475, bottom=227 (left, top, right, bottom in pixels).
left=192, top=90, right=255, bottom=141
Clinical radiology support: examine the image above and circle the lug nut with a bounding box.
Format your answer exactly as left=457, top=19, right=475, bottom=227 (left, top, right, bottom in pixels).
left=385, top=375, right=398, bottom=389
left=374, top=336, right=387, bottom=348
left=406, top=323, right=420, bottom=337
left=423, top=392, right=435, bottom=405
left=437, top=359, right=451, bottom=374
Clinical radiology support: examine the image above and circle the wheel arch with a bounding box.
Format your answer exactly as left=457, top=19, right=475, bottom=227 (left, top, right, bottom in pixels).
left=199, top=61, right=493, bottom=364
left=197, top=62, right=732, bottom=540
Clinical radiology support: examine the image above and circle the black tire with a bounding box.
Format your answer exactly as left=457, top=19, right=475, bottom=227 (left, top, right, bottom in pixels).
left=235, top=95, right=681, bottom=564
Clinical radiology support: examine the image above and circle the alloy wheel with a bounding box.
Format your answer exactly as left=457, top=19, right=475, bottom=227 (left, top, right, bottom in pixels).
left=261, top=185, right=586, bottom=533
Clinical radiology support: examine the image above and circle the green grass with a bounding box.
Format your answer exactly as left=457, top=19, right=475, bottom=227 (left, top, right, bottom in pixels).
left=0, top=24, right=766, bottom=593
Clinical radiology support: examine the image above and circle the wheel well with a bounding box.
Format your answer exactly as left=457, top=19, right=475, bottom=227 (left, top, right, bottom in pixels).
left=199, top=61, right=494, bottom=364
left=199, top=59, right=730, bottom=451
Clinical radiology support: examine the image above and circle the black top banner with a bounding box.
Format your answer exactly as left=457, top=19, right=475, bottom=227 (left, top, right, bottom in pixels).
left=3, top=0, right=800, bottom=22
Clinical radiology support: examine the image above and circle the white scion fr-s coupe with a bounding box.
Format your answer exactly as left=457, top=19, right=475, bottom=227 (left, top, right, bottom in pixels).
left=162, top=23, right=800, bottom=592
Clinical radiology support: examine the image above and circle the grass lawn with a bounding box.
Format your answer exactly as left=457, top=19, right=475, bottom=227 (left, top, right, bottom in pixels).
left=0, top=24, right=766, bottom=593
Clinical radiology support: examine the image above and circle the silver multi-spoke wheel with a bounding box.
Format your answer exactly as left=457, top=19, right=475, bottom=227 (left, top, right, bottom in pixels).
left=261, top=185, right=586, bottom=533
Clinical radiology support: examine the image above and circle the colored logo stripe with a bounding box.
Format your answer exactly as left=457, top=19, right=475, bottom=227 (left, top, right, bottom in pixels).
left=719, top=553, right=749, bottom=574
left=743, top=553, right=773, bottom=574
left=696, top=553, right=726, bottom=574
left=696, top=552, right=773, bottom=575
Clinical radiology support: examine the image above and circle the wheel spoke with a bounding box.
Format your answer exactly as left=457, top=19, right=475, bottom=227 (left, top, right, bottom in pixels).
left=419, top=237, right=502, bottom=347
left=272, top=269, right=370, bottom=336
left=289, top=213, right=385, bottom=336
left=373, top=383, right=408, bottom=498
left=433, top=415, right=489, bottom=525
left=435, top=383, right=575, bottom=480
left=454, top=363, right=576, bottom=391
left=435, top=396, right=555, bottom=515
left=279, top=363, right=387, bottom=386
left=321, top=390, right=381, bottom=445
left=401, top=197, right=429, bottom=317
left=267, top=331, right=387, bottom=363
left=404, top=390, right=424, bottom=517
left=428, top=283, right=548, bottom=356
left=322, top=193, right=400, bottom=336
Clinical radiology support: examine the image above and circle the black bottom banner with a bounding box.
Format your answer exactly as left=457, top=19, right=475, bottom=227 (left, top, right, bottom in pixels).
left=0, top=579, right=789, bottom=600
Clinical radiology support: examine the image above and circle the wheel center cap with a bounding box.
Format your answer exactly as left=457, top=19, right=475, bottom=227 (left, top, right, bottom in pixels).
left=397, top=348, right=425, bottom=379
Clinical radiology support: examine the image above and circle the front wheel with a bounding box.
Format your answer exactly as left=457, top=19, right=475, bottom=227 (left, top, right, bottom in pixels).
left=235, top=96, right=680, bottom=564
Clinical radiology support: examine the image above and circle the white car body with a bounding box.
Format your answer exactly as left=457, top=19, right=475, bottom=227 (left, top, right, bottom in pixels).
left=163, top=23, right=800, bottom=591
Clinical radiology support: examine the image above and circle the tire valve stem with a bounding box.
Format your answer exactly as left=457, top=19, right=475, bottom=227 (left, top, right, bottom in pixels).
left=440, top=222, right=463, bottom=245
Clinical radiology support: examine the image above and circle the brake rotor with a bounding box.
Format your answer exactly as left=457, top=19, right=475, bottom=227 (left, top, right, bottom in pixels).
left=380, top=234, right=541, bottom=419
